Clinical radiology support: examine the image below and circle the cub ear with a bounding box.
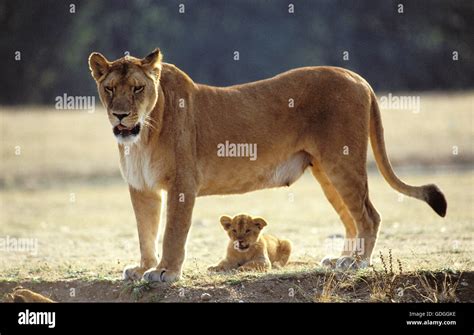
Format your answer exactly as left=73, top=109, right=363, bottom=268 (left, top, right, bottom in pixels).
left=141, top=48, right=162, bottom=69
left=220, top=215, right=233, bottom=230
left=252, top=217, right=267, bottom=230
left=88, top=52, right=110, bottom=81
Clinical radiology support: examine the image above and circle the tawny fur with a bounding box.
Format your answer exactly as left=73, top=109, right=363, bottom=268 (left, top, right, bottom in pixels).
left=88, top=49, right=447, bottom=282
left=4, top=287, right=54, bottom=303
left=208, top=214, right=292, bottom=272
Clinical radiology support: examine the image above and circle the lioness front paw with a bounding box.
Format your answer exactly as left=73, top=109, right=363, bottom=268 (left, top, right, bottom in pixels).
left=320, top=256, right=369, bottom=271
left=335, top=256, right=369, bottom=270
left=320, top=256, right=338, bottom=268
left=123, top=265, right=149, bottom=281
left=143, top=267, right=181, bottom=283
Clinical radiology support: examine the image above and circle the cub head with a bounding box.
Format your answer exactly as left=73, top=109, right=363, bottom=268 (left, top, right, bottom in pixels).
left=220, top=214, right=267, bottom=252
left=88, top=49, right=163, bottom=144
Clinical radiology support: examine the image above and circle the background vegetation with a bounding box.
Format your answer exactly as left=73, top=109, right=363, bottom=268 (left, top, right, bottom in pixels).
left=1, top=0, right=473, bottom=104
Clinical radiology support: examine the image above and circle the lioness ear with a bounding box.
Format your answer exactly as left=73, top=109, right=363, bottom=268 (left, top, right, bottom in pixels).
left=141, top=48, right=162, bottom=69
left=252, top=218, right=267, bottom=230
left=220, top=215, right=232, bottom=230
left=88, top=52, right=110, bottom=81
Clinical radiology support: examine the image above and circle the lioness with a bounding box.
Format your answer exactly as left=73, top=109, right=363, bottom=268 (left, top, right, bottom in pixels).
left=88, top=49, right=447, bottom=282
left=208, top=214, right=292, bottom=272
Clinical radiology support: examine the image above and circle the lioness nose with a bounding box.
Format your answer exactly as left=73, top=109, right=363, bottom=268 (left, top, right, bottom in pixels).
left=113, top=112, right=130, bottom=121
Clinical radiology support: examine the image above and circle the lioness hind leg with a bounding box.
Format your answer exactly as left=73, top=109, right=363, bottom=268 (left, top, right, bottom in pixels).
left=324, top=167, right=381, bottom=270
left=311, top=162, right=357, bottom=263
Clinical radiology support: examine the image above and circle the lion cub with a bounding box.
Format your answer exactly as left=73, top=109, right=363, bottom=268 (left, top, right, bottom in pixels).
left=208, top=214, right=292, bottom=272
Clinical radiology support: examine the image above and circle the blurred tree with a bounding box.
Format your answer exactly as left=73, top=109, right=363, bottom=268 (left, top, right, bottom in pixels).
left=0, top=0, right=472, bottom=104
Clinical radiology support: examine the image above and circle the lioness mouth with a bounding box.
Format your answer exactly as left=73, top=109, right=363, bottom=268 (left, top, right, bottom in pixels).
left=113, top=123, right=141, bottom=137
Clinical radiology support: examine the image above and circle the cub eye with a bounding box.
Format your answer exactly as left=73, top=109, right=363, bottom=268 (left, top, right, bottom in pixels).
left=133, top=86, right=144, bottom=94
left=104, top=86, right=113, bottom=94
left=232, top=229, right=237, bottom=233
left=245, top=229, right=251, bottom=233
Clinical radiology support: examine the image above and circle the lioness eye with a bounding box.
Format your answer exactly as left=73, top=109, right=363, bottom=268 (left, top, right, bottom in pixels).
left=133, top=86, right=144, bottom=94
left=105, top=86, right=113, bottom=94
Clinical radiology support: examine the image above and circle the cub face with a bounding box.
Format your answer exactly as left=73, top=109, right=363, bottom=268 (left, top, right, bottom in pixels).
left=220, top=214, right=267, bottom=252
left=88, top=49, right=163, bottom=144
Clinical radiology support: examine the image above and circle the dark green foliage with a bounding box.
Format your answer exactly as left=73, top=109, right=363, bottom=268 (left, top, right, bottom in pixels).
left=0, top=0, right=472, bottom=104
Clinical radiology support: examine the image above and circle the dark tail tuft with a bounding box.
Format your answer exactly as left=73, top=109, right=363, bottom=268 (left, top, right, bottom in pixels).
left=423, top=184, right=447, bottom=217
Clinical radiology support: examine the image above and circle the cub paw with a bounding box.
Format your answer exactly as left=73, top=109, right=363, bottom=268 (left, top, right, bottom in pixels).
left=238, top=263, right=269, bottom=272
left=272, top=262, right=283, bottom=269
left=143, top=267, right=181, bottom=283
left=207, top=265, right=226, bottom=272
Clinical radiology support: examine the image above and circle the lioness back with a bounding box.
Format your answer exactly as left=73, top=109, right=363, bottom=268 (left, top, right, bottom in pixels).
left=191, top=66, right=372, bottom=196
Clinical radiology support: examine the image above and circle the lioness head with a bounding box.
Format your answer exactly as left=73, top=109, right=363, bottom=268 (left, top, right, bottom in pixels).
left=220, top=214, right=267, bottom=252
left=88, top=49, right=163, bottom=144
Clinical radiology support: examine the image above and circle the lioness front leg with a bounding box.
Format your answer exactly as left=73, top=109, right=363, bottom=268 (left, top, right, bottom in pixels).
left=123, top=187, right=161, bottom=280
left=143, top=185, right=196, bottom=283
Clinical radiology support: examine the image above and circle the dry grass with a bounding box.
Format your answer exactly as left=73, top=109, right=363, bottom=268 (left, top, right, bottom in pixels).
left=0, top=171, right=471, bottom=282
left=0, top=91, right=472, bottom=302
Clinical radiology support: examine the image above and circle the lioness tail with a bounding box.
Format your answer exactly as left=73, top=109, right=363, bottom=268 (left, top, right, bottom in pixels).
left=369, top=92, right=447, bottom=217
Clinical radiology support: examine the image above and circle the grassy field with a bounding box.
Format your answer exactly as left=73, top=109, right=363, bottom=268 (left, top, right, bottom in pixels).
left=0, top=92, right=473, bottom=302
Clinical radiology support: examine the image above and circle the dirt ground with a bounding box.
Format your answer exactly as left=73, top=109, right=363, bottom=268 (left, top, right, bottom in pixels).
left=1, top=269, right=473, bottom=303
left=0, top=92, right=472, bottom=302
